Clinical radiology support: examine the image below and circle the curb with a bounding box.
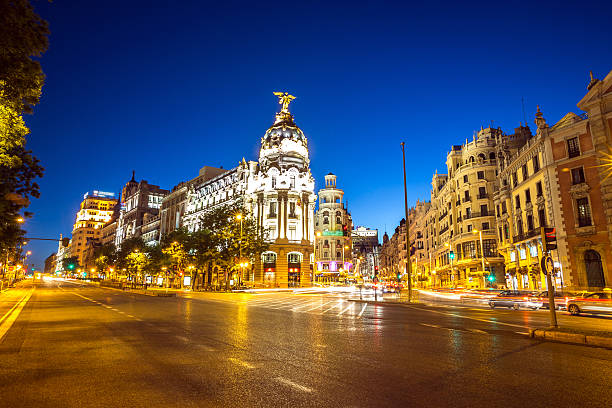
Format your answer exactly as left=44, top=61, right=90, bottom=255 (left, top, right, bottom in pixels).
left=529, top=329, right=612, bottom=349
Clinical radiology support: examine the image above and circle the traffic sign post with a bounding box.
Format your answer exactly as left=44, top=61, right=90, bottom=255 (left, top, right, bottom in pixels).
left=540, top=244, right=558, bottom=328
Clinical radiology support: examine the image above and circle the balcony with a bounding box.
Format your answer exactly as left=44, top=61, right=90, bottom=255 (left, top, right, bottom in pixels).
left=477, top=193, right=488, bottom=199
left=438, top=212, right=448, bottom=221
left=439, top=225, right=449, bottom=234
left=512, top=228, right=539, bottom=243
left=463, top=196, right=471, bottom=202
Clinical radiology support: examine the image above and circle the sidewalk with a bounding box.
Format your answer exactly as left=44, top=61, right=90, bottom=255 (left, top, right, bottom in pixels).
left=530, top=327, right=612, bottom=349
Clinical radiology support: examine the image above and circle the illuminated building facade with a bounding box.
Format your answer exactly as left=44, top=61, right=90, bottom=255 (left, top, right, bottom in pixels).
left=351, top=226, right=379, bottom=279
left=314, top=174, right=353, bottom=280
left=182, top=93, right=317, bottom=288
left=115, top=173, right=168, bottom=248
left=70, top=191, right=118, bottom=268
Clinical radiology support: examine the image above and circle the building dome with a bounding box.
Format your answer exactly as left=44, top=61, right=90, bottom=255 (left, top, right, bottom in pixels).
left=259, top=92, right=309, bottom=171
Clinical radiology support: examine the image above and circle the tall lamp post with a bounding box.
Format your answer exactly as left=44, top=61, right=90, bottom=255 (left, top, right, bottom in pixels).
left=400, top=142, right=412, bottom=302
left=313, top=231, right=321, bottom=285
left=236, top=214, right=243, bottom=285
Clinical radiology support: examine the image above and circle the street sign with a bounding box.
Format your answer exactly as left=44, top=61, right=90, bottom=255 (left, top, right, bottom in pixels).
left=541, top=255, right=554, bottom=276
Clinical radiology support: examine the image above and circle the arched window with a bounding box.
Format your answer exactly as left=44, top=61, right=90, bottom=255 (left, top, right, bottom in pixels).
left=336, top=252, right=341, bottom=258
left=324, top=217, right=329, bottom=224
left=489, top=152, right=496, bottom=161
left=262, top=252, right=277, bottom=264
left=287, top=252, right=301, bottom=264
left=469, top=156, right=475, bottom=163
left=478, top=153, right=486, bottom=163
left=585, top=250, right=605, bottom=287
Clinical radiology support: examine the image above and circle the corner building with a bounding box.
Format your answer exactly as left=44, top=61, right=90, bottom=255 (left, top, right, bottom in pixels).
left=182, top=94, right=316, bottom=288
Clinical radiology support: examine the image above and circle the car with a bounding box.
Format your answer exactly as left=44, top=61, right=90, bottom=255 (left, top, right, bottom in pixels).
left=530, top=291, right=567, bottom=310
left=566, top=292, right=612, bottom=316
left=488, top=290, right=540, bottom=310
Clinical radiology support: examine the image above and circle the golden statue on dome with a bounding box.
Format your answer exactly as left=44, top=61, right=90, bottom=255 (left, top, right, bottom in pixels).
left=273, top=91, right=296, bottom=113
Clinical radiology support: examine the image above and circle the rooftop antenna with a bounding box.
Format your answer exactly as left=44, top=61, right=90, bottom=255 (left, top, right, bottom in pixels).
left=521, top=97, right=527, bottom=125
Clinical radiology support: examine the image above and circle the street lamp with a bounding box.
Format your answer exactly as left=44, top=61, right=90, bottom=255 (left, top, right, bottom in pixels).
left=16, top=217, right=24, bottom=223
left=473, top=229, right=486, bottom=287
left=236, top=214, right=244, bottom=283
left=313, top=231, right=321, bottom=284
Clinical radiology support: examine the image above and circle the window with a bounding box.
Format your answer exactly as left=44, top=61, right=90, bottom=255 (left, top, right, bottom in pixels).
left=463, top=175, right=468, bottom=183
left=290, top=176, right=295, bottom=188
left=480, top=204, right=488, bottom=216
left=477, top=171, right=484, bottom=180
left=567, top=137, right=580, bottom=158
left=533, top=155, right=540, bottom=172
left=336, top=252, right=341, bottom=258
left=289, top=202, right=296, bottom=218
left=538, top=208, right=546, bottom=227
left=510, top=251, right=516, bottom=262
left=263, top=252, right=277, bottom=264
left=516, top=219, right=524, bottom=235
left=467, top=224, right=473, bottom=232
left=464, top=191, right=470, bottom=201
left=478, top=186, right=486, bottom=198
left=529, top=244, right=538, bottom=257
left=512, top=172, right=518, bottom=187
left=272, top=177, right=276, bottom=188
left=576, top=197, right=592, bottom=227
left=269, top=201, right=277, bottom=218
left=515, top=196, right=521, bottom=209
left=482, top=239, right=497, bottom=257
left=499, top=227, right=503, bottom=241
left=504, top=224, right=509, bottom=240
left=522, top=164, right=528, bottom=181
left=526, top=214, right=534, bottom=231
left=536, top=182, right=543, bottom=197
left=501, top=202, right=507, bottom=214
left=496, top=205, right=500, bottom=217
left=288, top=253, right=300, bottom=263
left=482, top=222, right=490, bottom=230
left=525, top=189, right=531, bottom=203
left=519, top=247, right=527, bottom=260
left=571, top=167, right=585, bottom=185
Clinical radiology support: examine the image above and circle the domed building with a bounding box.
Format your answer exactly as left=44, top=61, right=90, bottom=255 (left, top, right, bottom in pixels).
left=181, top=92, right=316, bottom=288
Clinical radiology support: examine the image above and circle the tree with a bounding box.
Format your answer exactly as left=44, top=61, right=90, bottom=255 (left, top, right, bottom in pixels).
left=93, top=242, right=116, bottom=277
left=62, top=256, right=79, bottom=273
left=0, top=0, right=49, bottom=255
left=125, top=250, right=149, bottom=282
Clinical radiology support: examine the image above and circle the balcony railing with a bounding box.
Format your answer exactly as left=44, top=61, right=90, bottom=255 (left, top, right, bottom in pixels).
left=463, top=196, right=472, bottom=202
left=477, top=193, right=488, bottom=199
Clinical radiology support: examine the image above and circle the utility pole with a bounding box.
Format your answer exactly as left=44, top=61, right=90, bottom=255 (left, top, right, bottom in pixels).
left=401, top=142, right=412, bottom=302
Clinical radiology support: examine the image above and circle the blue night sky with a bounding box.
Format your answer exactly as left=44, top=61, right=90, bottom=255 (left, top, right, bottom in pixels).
left=24, top=0, right=612, bottom=269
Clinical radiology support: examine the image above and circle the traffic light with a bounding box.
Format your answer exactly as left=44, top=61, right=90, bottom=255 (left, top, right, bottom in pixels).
left=342, top=225, right=348, bottom=236
left=541, top=227, right=557, bottom=252
left=68, top=263, right=75, bottom=270
left=374, top=266, right=379, bottom=276
left=487, top=274, right=495, bottom=282
left=449, top=251, right=455, bottom=260
left=62, top=237, right=70, bottom=247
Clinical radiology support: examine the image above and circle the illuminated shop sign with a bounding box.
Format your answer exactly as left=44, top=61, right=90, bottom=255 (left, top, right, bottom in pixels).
left=322, top=230, right=343, bottom=236
left=84, top=190, right=116, bottom=199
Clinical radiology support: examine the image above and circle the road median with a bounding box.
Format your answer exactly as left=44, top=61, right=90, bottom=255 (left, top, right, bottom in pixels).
left=529, top=327, right=612, bottom=349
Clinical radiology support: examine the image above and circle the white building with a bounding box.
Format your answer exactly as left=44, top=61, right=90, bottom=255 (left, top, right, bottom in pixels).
left=182, top=93, right=317, bottom=288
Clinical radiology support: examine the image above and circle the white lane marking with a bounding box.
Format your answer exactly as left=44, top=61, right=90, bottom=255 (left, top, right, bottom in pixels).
left=228, top=357, right=255, bottom=369
left=420, top=323, right=441, bottom=328
left=196, top=344, right=215, bottom=352
left=0, top=290, right=34, bottom=341
left=274, top=377, right=313, bottom=393
left=70, top=292, right=140, bottom=321
left=357, top=303, right=368, bottom=318
left=468, top=328, right=487, bottom=334
left=337, top=303, right=353, bottom=316
left=304, top=299, right=336, bottom=312
left=515, top=331, right=530, bottom=335
left=176, top=335, right=189, bottom=343
left=292, top=301, right=322, bottom=311
left=406, top=305, right=529, bottom=329
left=320, top=300, right=344, bottom=314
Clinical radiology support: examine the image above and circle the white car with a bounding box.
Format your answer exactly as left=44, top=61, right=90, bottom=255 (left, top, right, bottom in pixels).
left=566, top=292, right=612, bottom=316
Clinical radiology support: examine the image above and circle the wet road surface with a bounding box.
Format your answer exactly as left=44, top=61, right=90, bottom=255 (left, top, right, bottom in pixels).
left=0, top=280, right=610, bottom=407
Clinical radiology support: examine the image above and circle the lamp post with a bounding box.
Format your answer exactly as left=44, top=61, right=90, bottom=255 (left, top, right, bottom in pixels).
left=473, top=229, right=486, bottom=287
left=444, top=241, right=453, bottom=286
left=313, top=231, right=321, bottom=285
left=236, top=214, right=243, bottom=284
left=400, top=142, right=412, bottom=302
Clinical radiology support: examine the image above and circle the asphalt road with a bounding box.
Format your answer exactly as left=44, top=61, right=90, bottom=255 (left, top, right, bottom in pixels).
left=0, top=280, right=611, bottom=407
